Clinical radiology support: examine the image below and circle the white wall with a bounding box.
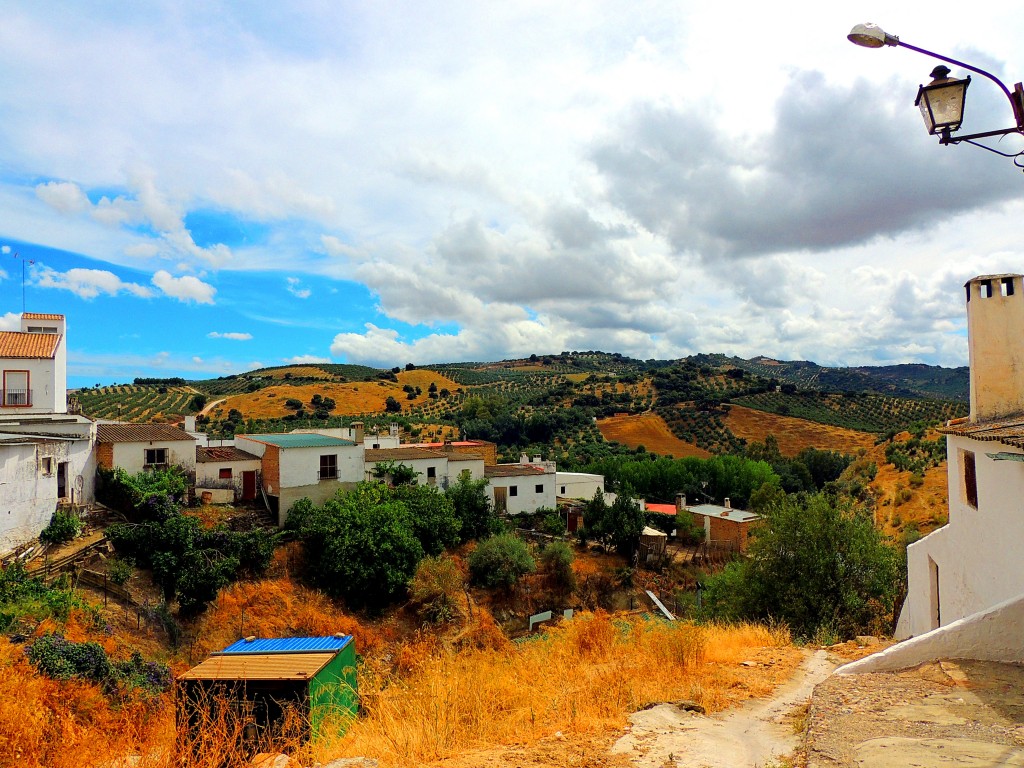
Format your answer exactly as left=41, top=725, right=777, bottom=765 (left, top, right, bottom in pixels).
left=364, top=455, right=447, bottom=486
left=489, top=472, right=557, bottom=515
left=279, top=444, right=363, bottom=488
left=448, top=459, right=485, bottom=482
left=110, top=439, right=197, bottom=475
left=898, top=435, right=1024, bottom=639
left=1, top=356, right=61, bottom=414
left=555, top=472, right=604, bottom=499
left=0, top=441, right=59, bottom=554
left=196, top=459, right=261, bottom=492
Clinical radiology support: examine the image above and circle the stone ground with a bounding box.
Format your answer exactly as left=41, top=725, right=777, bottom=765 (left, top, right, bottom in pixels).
left=805, top=659, right=1024, bottom=767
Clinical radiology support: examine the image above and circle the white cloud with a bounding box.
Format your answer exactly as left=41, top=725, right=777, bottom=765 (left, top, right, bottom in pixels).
left=284, top=354, right=331, bottom=364
left=34, top=265, right=153, bottom=299
left=0, top=312, right=19, bottom=330
left=151, top=270, right=216, bottom=304
left=208, top=331, right=253, bottom=340
left=35, top=181, right=91, bottom=214
left=286, top=277, right=311, bottom=299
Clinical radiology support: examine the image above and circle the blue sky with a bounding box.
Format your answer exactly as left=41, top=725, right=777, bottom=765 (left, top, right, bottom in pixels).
left=4, top=2, right=1024, bottom=387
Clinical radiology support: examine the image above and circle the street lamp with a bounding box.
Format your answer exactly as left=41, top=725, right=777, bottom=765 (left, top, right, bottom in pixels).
left=847, top=23, right=1024, bottom=164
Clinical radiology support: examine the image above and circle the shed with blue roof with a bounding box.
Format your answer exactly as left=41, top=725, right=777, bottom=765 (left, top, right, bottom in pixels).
left=177, top=634, right=358, bottom=746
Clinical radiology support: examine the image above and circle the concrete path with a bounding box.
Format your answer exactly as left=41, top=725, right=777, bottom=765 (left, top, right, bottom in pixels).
left=806, top=659, right=1024, bottom=767
left=610, top=649, right=837, bottom=767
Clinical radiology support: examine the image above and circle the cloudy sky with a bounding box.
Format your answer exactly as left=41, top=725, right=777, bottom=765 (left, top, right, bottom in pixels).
left=3, top=2, right=1024, bottom=386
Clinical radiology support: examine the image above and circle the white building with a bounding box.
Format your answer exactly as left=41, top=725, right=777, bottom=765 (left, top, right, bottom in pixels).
left=555, top=471, right=605, bottom=500
left=235, top=432, right=364, bottom=525
left=0, top=312, right=96, bottom=554
left=898, top=274, right=1024, bottom=639
left=485, top=457, right=557, bottom=515
left=195, top=446, right=262, bottom=503
left=0, top=312, right=67, bottom=415
left=95, top=423, right=198, bottom=475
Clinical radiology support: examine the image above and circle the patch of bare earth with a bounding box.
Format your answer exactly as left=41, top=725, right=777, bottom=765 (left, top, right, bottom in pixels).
left=724, top=405, right=875, bottom=456
left=598, top=413, right=711, bottom=458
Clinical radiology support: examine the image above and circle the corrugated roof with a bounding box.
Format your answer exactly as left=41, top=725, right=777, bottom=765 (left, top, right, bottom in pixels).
left=197, top=446, right=261, bottom=463
left=220, top=636, right=353, bottom=655
left=0, top=331, right=61, bottom=359
left=97, top=423, right=196, bottom=443
left=242, top=433, right=355, bottom=449
left=365, top=447, right=446, bottom=462
left=22, top=312, right=64, bottom=321
left=485, top=463, right=552, bottom=478
left=685, top=503, right=759, bottom=523
left=178, top=652, right=334, bottom=682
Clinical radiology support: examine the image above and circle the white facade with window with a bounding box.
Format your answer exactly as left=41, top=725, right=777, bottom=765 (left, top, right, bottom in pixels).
left=898, top=274, right=1024, bottom=640
left=555, top=471, right=605, bottom=500
left=485, top=462, right=557, bottom=515
left=0, top=313, right=66, bottom=415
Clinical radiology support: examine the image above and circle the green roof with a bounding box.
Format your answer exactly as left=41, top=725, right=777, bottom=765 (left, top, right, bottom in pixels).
left=243, top=433, right=356, bottom=449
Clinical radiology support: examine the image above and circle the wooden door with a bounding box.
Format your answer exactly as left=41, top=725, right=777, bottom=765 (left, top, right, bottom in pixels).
left=242, top=471, right=258, bottom=501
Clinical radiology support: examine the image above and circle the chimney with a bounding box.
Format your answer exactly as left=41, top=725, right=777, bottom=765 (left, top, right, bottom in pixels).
left=724, top=497, right=731, bottom=509
left=965, top=274, right=1024, bottom=422
left=532, top=456, right=542, bottom=463
left=352, top=421, right=365, bottom=443
left=184, top=415, right=197, bottom=431
left=389, top=424, right=399, bottom=437
left=520, top=454, right=529, bottom=465
left=675, top=493, right=686, bottom=513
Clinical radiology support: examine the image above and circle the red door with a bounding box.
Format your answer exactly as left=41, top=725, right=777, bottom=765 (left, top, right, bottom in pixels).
left=242, top=471, right=257, bottom=501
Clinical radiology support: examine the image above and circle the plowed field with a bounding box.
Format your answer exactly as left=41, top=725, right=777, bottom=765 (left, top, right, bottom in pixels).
left=597, top=413, right=711, bottom=458
left=723, top=405, right=875, bottom=456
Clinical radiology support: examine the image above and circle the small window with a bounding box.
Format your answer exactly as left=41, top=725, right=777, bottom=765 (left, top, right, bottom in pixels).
left=560, top=486, right=566, bottom=494
left=980, top=279, right=993, bottom=299
left=1002, top=277, right=1015, bottom=297
left=40, top=457, right=53, bottom=475
left=509, top=485, right=518, bottom=497
left=962, top=450, right=978, bottom=509
left=427, top=466, right=436, bottom=478
left=320, top=454, right=338, bottom=480
left=219, top=468, right=233, bottom=480
left=535, top=484, right=544, bottom=494
left=144, top=448, right=167, bottom=466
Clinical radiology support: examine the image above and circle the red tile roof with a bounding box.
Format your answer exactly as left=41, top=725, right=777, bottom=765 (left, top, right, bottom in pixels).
left=96, top=423, right=196, bottom=443
left=646, top=503, right=677, bottom=516
left=22, top=313, right=64, bottom=321
left=484, top=464, right=552, bottom=478
left=197, top=446, right=261, bottom=463
left=365, top=447, right=447, bottom=462
left=0, top=332, right=61, bottom=359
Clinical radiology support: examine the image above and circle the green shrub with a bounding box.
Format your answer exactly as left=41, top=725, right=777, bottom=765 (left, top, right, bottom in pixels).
left=107, top=557, right=134, bottom=586
left=539, top=541, right=576, bottom=594
left=468, top=534, right=535, bottom=590
left=26, top=633, right=171, bottom=697
left=409, top=555, right=464, bottom=623
left=39, top=509, right=83, bottom=545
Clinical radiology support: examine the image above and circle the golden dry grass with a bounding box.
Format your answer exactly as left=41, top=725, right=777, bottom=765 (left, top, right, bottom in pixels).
left=723, top=405, right=876, bottom=456
left=209, top=369, right=462, bottom=420
left=597, top=413, right=711, bottom=458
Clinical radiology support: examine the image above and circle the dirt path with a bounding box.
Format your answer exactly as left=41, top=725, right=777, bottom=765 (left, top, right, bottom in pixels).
left=610, top=649, right=838, bottom=767
left=199, top=397, right=225, bottom=417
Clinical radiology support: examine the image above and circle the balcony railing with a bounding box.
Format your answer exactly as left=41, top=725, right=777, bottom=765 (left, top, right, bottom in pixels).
left=318, top=468, right=339, bottom=480
left=3, top=389, right=32, bottom=407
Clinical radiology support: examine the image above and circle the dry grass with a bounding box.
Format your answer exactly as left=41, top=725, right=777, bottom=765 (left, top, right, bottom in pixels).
left=723, top=405, right=875, bottom=456
left=210, top=369, right=461, bottom=420
left=308, top=614, right=794, bottom=767
left=597, top=413, right=711, bottom=458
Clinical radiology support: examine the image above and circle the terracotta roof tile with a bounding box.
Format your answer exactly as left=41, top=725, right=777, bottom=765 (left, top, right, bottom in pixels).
left=197, top=446, right=261, bottom=463
left=365, top=447, right=447, bottom=462
left=0, top=332, right=61, bottom=359
left=484, top=464, right=552, bottom=478
left=22, top=313, right=64, bottom=321
left=96, top=423, right=196, bottom=443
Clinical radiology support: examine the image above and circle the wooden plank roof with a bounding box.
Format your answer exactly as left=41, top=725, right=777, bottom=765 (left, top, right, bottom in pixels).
left=178, top=652, right=333, bottom=682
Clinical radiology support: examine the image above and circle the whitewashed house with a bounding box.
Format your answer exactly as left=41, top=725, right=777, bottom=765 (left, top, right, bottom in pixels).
left=555, top=471, right=605, bottom=500
left=95, top=423, right=198, bottom=475
left=235, top=432, right=364, bottom=525
left=195, top=446, right=262, bottom=503
left=485, top=456, right=557, bottom=515
left=0, top=312, right=96, bottom=554
left=897, top=274, right=1024, bottom=640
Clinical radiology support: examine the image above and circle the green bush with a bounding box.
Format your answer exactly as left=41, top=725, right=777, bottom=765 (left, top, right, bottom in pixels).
left=539, top=541, right=576, bottom=594
left=26, top=633, right=171, bottom=697
left=409, top=555, right=464, bottom=623
left=39, top=509, right=83, bottom=545
left=468, top=534, right=535, bottom=590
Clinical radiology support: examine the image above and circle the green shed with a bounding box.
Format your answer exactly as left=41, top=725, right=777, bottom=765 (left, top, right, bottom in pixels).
left=177, top=634, right=358, bottom=745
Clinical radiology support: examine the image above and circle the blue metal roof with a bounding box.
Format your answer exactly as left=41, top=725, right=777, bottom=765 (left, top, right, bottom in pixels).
left=218, top=635, right=353, bottom=655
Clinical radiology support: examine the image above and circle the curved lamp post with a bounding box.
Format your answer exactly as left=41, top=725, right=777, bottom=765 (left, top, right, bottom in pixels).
left=848, top=23, right=1024, bottom=164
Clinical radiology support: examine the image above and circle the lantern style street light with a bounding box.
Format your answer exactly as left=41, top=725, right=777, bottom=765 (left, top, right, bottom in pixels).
left=848, top=23, right=1024, bottom=164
